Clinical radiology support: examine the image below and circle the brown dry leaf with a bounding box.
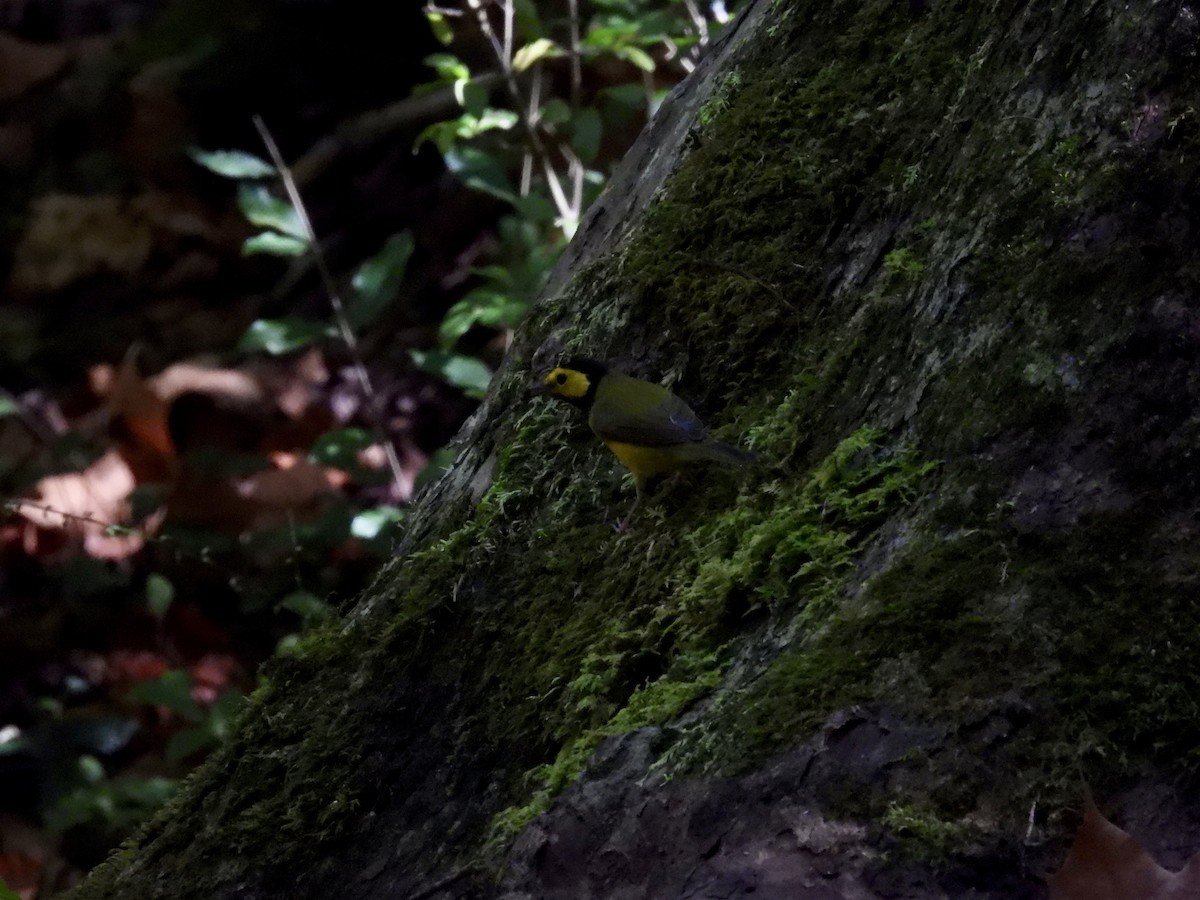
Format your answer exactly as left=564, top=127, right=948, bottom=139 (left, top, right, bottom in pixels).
left=0, top=849, right=41, bottom=900
left=167, top=453, right=338, bottom=533
left=1047, top=803, right=1200, bottom=900
left=234, top=452, right=339, bottom=525
left=108, top=352, right=174, bottom=466
left=148, top=362, right=264, bottom=408
left=0, top=33, right=69, bottom=102
left=104, top=355, right=269, bottom=465
left=15, top=449, right=144, bottom=560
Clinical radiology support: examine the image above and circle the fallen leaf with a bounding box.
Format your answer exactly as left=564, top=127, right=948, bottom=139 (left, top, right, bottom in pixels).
left=0, top=34, right=68, bottom=102
left=109, top=351, right=174, bottom=467
left=0, top=812, right=57, bottom=900
left=1047, top=802, right=1200, bottom=900
left=0, top=850, right=40, bottom=900
left=15, top=449, right=143, bottom=559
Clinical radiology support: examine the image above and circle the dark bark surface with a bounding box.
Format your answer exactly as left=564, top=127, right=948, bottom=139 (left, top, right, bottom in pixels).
left=71, top=1, right=1200, bottom=897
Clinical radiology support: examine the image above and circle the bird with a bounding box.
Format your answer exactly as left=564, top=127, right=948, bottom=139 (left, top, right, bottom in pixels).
left=540, top=357, right=758, bottom=527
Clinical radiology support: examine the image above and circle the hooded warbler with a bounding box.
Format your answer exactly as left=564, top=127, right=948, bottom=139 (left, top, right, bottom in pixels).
left=541, top=358, right=757, bottom=525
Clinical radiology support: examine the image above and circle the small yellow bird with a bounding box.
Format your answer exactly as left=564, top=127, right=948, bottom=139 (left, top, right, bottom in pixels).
left=541, top=357, right=757, bottom=525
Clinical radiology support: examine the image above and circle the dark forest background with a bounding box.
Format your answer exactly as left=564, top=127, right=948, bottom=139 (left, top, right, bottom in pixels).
left=0, top=1, right=737, bottom=894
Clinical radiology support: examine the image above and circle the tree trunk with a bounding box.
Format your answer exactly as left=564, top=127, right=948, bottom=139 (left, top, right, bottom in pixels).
left=71, top=0, right=1200, bottom=897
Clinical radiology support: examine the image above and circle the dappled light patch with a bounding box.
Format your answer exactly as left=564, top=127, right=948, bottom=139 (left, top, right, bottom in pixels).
left=14, top=450, right=143, bottom=560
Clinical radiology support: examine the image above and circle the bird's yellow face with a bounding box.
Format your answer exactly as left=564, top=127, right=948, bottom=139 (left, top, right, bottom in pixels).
left=544, top=366, right=592, bottom=401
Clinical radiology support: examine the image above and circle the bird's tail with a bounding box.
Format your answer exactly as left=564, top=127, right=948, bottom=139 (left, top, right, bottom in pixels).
left=695, top=438, right=760, bottom=466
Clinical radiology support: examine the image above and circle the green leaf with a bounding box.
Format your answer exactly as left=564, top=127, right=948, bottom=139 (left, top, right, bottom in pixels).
left=512, top=37, right=563, bottom=72
left=0, top=396, right=17, bottom=417
left=425, top=53, right=469, bottom=82
left=540, top=98, right=571, bottom=125
left=145, top=573, right=174, bottom=620
left=459, top=79, right=489, bottom=118
left=475, top=108, right=519, bottom=131
left=426, top=11, right=453, bottom=45
left=511, top=191, right=558, bottom=224
left=308, top=427, right=373, bottom=468
left=444, top=147, right=517, bottom=203
left=166, top=726, right=217, bottom=764
left=0, top=879, right=21, bottom=900
left=208, top=689, right=247, bottom=741
left=127, top=670, right=204, bottom=723
left=78, top=754, right=105, bottom=784
left=570, top=107, right=603, bottom=162
left=600, top=83, right=648, bottom=109
left=439, top=291, right=528, bottom=346
left=410, top=350, right=494, bottom=399
left=512, top=0, right=545, bottom=39
left=243, top=231, right=309, bottom=257
left=281, top=590, right=335, bottom=624
left=583, top=21, right=638, bottom=50
left=114, top=775, right=176, bottom=809
left=617, top=44, right=656, bottom=72
left=416, top=109, right=518, bottom=154
left=45, top=775, right=176, bottom=834
left=349, top=232, right=413, bottom=329
left=188, top=147, right=275, bottom=179
left=238, top=318, right=329, bottom=355
left=237, top=184, right=307, bottom=239
left=350, top=505, right=405, bottom=540
left=600, top=83, right=647, bottom=129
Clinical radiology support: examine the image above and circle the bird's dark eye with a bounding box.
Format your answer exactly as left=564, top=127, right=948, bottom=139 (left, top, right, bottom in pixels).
left=556, top=373, right=568, bottom=385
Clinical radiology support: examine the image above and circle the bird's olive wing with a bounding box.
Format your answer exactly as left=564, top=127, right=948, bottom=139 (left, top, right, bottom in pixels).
left=588, top=374, right=707, bottom=446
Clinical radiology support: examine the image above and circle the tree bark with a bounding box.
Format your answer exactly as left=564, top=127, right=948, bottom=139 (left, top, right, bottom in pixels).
left=71, top=0, right=1200, bottom=897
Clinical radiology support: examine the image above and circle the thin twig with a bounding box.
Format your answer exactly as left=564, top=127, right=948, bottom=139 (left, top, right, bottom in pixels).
left=4, top=497, right=140, bottom=535
left=251, top=115, right=407, bottom=499
left=681, top=0, right=709, bottom=52
left=291, top=75, right=504, bottom=186
left=5, top=498, right=255, bottom=588
left=566, top=0, right=583, bottom=109
left=502, top=0, right=514, bottom=69
left=465, top=0, right=574, bottom=223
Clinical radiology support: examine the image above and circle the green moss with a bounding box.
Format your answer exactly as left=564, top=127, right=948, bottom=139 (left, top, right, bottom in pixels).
left=485, top=649, right=724, bottom=854
left=696, top=68, right=745, bottom=128
left=881, top=246, right=926, bottom=284
left=70, top=2, right=1200, bottom=895
left=477, top=425, right=936, bottom=849
left=882, top=802, right=979, bottom=864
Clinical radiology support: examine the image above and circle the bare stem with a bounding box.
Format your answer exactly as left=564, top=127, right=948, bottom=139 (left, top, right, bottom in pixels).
left=4, top=497, right=141, bottom=536
left=502, top=0, right=514, bottom=68
left=566, top=0, right=583, bottom=109
left=251, top=115, right=407, bottom=499
left=464, top=0, right=573, bottom=222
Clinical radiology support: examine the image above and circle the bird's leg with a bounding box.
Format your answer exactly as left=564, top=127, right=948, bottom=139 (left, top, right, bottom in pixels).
left=615, top=476, right=647, bottom=532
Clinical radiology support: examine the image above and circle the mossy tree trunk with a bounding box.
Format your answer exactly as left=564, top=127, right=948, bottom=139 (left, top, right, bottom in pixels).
left=73, top=1, right=1200, bottom=897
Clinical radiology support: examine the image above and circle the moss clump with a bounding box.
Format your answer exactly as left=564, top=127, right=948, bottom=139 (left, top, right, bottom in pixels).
left=679, top=426, right=937, bottom=635
left=882, top=802, right=980, bottom=864
left=485, top=650, right=724, bottom=853
left=696, top=68, right=745, bottom=128
left=480, top=425, right=937, bottom=843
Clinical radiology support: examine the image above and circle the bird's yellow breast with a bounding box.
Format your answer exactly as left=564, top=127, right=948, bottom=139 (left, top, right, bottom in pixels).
left=602, top=441, right=685, bottom=479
